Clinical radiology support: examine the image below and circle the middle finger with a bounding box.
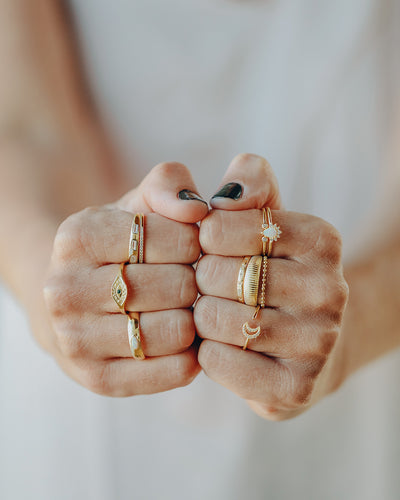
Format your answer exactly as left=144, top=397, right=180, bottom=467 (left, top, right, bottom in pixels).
left=196, top=255, right=316, bottom=310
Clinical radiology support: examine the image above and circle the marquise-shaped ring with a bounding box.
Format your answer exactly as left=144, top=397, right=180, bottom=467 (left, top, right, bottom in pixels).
left=111, top=262, right=128, bottom=314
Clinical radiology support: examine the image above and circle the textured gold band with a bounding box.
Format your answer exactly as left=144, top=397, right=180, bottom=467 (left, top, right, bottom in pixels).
left=237, top=256, right=251, bottom=303
left=243, top=255, right=262, bottom=306
left=129, top=213, right=145, bottom=264
left=111, top=262, right=128, bottom=314
left=127, top=312, right=145, bottom=360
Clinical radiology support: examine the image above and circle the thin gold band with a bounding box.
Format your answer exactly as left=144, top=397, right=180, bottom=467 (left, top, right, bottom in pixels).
left=262, top=208, right=268, bottom=256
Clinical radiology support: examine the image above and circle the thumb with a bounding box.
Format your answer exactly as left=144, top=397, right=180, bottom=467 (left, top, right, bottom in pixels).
left=210, top=153, right=283, bottom=211
left=116, top=161, right=209, bottom=223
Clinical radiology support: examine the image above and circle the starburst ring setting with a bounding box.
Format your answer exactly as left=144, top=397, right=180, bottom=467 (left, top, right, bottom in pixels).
left=261, top=207, right=281, bottom=256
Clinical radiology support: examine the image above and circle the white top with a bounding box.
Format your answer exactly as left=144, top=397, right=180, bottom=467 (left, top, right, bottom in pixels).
left=1, top=1, right=399, bottom=499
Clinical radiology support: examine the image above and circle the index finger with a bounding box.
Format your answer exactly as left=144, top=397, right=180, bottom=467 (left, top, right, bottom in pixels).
left=54, top=207, right=200, bottom=266
left=199, top=209, right=333, bottom=260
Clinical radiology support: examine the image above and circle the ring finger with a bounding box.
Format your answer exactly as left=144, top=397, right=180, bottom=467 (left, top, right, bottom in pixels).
left=194, top=296, right=332, bottom=358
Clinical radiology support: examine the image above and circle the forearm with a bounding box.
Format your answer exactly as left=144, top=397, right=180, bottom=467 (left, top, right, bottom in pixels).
left=340, top=238, right=400, bottom=382
left=0, top=0, right=125, bottom=303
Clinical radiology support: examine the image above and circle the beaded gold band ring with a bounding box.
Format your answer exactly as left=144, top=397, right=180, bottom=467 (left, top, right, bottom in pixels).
left=127, top=312, right=145, bottom=360
left=111, top=263, right=128, bottom=314
left=129, top=213, right=145, bottom=264
left=261, top=207, right=281, bottom=257
left=259, top=256, right=268, bottom=308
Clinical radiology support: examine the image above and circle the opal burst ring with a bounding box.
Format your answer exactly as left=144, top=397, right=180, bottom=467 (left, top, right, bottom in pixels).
left=261, top=207, right=281, bottom=257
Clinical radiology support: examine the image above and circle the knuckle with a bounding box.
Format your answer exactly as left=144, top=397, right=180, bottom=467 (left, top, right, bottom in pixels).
left=234, top=153, right=271, bottom=173
left=43, top=274, right=79, bottom=318
left=199, top=210, right=224, bottom=254
left=177, top=223, right=200, bottom=263
left=177, top=265, right=197, bottom=307
left=314, top=221, right=343, bottom=263
left=289, top=377, right=314, bottom=408
left=314, top=276, right=349, bottom=323
left=281, top=364, right=314, bottom=409
left=195, top=256, right=218, bottom=294
left=82, top=363, right=114, bottom=396
left=172, top=354, right=199, bottom=388
left=333, top=278, right=349, bottom=311
left=316, top=330, right=339, bottom=357
left=174, top=310, right=196, bottom=349
left=193, top=296, right=218, bottom=337
left=150, top=161, right=188, bottom=181
left=53, top=216, right=84, bottom=262
left=53, top=317, right=87, bottom=359
left=53, top=208, right=99, bottom=262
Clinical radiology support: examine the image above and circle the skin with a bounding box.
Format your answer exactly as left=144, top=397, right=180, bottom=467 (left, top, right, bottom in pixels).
left=0, top=0, right=399, bottom=420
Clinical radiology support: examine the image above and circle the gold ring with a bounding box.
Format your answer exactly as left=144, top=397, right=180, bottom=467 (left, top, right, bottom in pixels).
left=242, top=306, right=262, bottom=350
left=129, top=213, right=145, bottom=264
left=243, top=255, right=262, bottom=306
left=127, top=312, right=145, bottom=360
left=261, top=207, right=281, bottom=257
left=237, top=256, right=251, bottom=303
left=111, top=263, right=128, bottom=314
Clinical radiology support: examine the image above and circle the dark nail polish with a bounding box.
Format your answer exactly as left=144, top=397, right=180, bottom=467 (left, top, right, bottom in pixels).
left=211, top=182, right=243, bottom=200
left=178, top=189, right=208, bottom=204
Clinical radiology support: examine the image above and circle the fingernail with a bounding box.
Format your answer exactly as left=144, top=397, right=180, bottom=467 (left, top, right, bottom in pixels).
left=211, top=182, right=243, bottom=200
left=178, top=189, right=208, bottom=205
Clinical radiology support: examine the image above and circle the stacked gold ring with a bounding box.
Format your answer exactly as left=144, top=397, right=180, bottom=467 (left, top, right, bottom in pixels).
left=111, top=213, right=146, bottom=360
left=129, top=213, right=145, bottom=264
left=239, top=207, right=281, bottom=350
left=261, top=207, right=281, bottom=257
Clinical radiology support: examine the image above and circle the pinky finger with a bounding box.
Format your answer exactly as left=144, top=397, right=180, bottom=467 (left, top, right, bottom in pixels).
left=198, top=340, right=309, bottom=416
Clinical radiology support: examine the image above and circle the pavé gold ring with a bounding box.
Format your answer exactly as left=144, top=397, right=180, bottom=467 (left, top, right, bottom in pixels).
left=128, top=213, right=145, bottom=264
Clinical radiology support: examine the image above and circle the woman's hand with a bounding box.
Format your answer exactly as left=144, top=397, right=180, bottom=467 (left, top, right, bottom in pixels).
left=42, top=162, right=209, bottom=396
left=194, top=154, right=349, bottom=420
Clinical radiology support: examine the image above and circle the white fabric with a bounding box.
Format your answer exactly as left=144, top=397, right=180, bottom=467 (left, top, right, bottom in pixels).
left=1, top=1, right=399, bottom=499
